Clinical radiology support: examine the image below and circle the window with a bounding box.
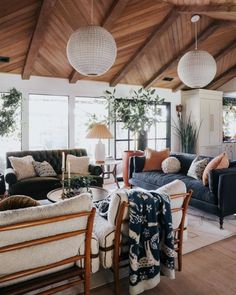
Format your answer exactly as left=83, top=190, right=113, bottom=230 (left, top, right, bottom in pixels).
left=0, top=93, right=21, bottom=172
left=114, top=102, right=171, bottom=159
left=29, top=94, right=68, bottom=150
left=74, top=97, right=109, bottom=158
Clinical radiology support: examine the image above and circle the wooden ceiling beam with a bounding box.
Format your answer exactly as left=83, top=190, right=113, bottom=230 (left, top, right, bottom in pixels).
left=208, top=66, right=236, bottom=90
left=172, top=38, right=236, bottom=92
left=178, top=4, right=236, bottom=14
left=144, top=21, right=219, bottom=89
left=102, top=0, right=130, bottom=31
left=69, top=0, right=129, bottom=84
left=109, top=8, right=178, bottom=87
left=22, top=0, right=58, bottom=80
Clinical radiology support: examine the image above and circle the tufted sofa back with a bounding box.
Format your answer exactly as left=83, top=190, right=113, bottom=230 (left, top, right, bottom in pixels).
left=6, top=149, right=87, bottom=175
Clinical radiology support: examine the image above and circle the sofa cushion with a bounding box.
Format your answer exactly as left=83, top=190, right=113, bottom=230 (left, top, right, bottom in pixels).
left=170, top=153, right=196, bottom=174
left=33, top=161, right=57, bottom=177
left=9, top=155, right=36, bottom=180
left=187, top=156, right=209, bottom=180
left=143, top=148, right=169, bottom=171
left=10, top=177, right=60, bottom=196
left=132, top=171, right=216, bottom=204
left=0, top=195, right=40, bottom=211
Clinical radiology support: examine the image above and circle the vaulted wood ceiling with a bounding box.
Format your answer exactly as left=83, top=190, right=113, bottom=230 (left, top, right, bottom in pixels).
left=0, top=0, right=236, bottom=90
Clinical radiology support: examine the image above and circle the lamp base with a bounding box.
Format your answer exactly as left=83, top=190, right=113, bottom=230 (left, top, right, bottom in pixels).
left=95, top=140, right=105, bottom=162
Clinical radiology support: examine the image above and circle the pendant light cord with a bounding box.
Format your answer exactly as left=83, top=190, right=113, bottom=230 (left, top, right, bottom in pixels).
left=195, top=21, right=198, bottom=50
left=91, top=0, right=94, bottom=25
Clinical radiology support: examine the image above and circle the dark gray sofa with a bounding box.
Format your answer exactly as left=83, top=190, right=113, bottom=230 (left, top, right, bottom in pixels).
left=129, top=152, right=236, bottom=228
left=5, top=148, right=103, bottom=200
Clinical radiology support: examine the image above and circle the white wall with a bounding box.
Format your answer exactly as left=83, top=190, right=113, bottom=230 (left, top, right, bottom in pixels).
left=0, top=73, right=181, bottom=152
left=218, top=77, right=236, bottom=96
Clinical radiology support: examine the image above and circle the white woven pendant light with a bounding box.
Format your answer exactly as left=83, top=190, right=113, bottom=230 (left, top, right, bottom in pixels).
left=177, top=15, right=217, bottom=88
left=67, top=25, right=117, bottom=76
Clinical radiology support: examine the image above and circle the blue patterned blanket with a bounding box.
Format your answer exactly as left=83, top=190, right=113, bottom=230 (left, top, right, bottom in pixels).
left=127, top=190, right=175, bottom=295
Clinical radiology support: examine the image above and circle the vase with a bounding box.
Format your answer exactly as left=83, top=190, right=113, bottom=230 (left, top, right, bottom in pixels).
left=122, top=150, right=144, bottom=187
left=137, top=131, right=148, bottom=151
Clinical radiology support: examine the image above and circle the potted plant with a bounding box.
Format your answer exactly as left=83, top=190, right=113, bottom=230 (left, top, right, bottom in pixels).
left=0, top=88, right=22, bottom=137
left=105, top=87, right=164, bottom=186
left=173, top=114, right=201, bottom=154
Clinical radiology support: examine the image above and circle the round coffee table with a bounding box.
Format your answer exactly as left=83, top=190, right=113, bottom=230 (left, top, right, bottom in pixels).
left=47, top=186, right=109, bottom=203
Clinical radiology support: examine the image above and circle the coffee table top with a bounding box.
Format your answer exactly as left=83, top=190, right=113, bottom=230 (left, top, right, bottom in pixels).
left=47, top=186, right=109, bottom=203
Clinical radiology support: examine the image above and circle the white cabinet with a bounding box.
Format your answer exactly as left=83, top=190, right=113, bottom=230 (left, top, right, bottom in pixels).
left=181, top=89, right=223, bottom=156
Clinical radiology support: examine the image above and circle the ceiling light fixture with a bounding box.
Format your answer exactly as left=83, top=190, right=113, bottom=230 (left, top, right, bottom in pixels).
left=177, top=15, right=217, bottom=88
left=66, top=0, right=117, bottom=77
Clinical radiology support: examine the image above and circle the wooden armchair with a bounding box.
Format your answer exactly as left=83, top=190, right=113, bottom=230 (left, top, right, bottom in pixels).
left=94, top=184, right=192, bottom=295
left=0, top=194, right=99, bottom=295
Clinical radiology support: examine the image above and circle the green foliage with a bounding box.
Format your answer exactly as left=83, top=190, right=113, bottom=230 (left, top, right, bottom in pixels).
left=0, top=88, right=22, bottom=137
left=173, top=115, right=201, bottom=154
left=86, top=113, right=108, bottom=131
left=105, top=87, right=164, bottom=134
left=64, top=175, right=94, bottom=190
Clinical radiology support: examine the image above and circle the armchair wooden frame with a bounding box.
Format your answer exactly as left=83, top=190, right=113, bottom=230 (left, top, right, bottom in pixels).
left=0, top=207, right=96, bottom=295
left=108, top=190, right=193, bottom=295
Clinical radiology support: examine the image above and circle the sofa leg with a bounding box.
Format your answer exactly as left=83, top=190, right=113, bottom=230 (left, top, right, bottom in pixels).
left=219, top=216, right=224, bottom=230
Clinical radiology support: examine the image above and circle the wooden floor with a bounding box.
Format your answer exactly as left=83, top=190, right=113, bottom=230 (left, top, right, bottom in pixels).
left=91, top=236, right=236, bottom=295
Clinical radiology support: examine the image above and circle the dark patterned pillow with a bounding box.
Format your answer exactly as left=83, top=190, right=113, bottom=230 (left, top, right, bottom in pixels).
left=33, top=161, right=57, bottom=177
left=187, top=156, right=209, bottom=180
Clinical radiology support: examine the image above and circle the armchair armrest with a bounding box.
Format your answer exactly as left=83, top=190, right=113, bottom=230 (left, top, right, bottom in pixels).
left=4, top=168, right=17, bottom=185
left=218, top=172, right=236, bottom=216
left=88, top=164, right=102, bottom=176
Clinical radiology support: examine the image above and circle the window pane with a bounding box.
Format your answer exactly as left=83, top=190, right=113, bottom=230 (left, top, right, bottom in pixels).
left=116, top=122, right=129, bottom=139
left=0, top=93, right=21, bottom=172
left=156, top=140, right=167, bottom=150
left=29, top=95, right=68, bottom=150
left=158, top=105, right=168, bottom=121
left=157, top=122, right=167, bottom=138
left=148, top=139, right=156, bottom=150
left=116, top=141, right=128, bottom=159
left=75, top=97, right=109, bottom=158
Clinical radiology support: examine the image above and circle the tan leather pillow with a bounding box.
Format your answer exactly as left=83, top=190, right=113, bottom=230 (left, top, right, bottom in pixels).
left=0, top=195, right=40, bottom=211
left=202, top=152, right=229, bottom=185
left=143, top=148, right=170, bottom=171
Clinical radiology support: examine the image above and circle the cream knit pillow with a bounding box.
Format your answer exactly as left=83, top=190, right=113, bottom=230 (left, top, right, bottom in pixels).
left=66, top=154, right=89, bottom=175
left=9, top=155, right=36, bottom=180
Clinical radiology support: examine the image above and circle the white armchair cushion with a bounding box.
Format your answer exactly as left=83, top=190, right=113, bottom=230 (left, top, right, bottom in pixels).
left=0, top=194, right=99, bottom=287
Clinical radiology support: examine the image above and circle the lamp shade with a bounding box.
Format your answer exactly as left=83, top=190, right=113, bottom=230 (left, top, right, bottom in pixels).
left=177, top=50, right=217, bottom=88
left=86, top=124, right=113, bottom=139
left=67, top=25, right=117, bottom=77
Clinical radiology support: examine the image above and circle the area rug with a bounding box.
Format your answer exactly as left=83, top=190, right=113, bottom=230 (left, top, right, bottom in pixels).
left=183, top=206, right=236, bottom=254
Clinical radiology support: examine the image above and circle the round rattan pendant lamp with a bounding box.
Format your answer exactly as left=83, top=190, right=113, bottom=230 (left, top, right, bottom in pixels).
left=66, top=1, right=117, bottom=77
left=177, top=15, right=217, bottom=88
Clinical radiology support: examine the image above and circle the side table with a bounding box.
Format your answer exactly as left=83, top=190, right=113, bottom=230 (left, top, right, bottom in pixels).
left=97, top=159, right=121, bottom=188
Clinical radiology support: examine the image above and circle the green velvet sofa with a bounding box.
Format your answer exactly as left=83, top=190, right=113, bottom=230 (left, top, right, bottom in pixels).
left=5, top=148, right=103, bottom=200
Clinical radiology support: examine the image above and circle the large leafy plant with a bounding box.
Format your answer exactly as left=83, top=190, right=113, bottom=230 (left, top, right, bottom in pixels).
left=0, top=88, right=22, bottom=136
left=173, top=115, right=201, bottom=154
left=105, top=87, right=164, bottom=135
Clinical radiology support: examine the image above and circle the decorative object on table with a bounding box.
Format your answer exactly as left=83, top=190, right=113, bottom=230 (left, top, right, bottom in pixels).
left=177, top=15, right=216, bottom=88
left=161, top=156, right=181, bottom=174
left=173, top=113, right=201, bottom=154
left=66, top=0, right=116, bottom=77
left=86, top=123, right=113, bottom=163
left=0, top=88, right=22, bottom=137
left=105, top=87, right=164, bottom=151
left=62, top=175, right=94, bottom=199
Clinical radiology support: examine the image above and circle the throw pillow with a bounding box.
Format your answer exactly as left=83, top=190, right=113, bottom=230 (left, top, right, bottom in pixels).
left=0, top=195, right=40, bottom=211
left=161, top=157, right=181, bottom=173
left=9, top=155, right=36, bottom=180
left=32, top=161, right=57, bottom=177
left=143, top=148, right=170, bottom=171
left=187, top=156, right=209, bottom=180
left=202, top=152, right=229, bottom=186
left=66, top=154, right=90, bottom=175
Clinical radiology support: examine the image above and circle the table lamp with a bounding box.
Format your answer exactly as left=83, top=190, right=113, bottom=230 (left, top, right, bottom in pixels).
left=86, top=123, right=113, bottom=163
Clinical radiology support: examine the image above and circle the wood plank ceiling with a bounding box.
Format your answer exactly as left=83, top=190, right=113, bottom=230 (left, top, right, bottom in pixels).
left=0, top=0, right=236, bottom=91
